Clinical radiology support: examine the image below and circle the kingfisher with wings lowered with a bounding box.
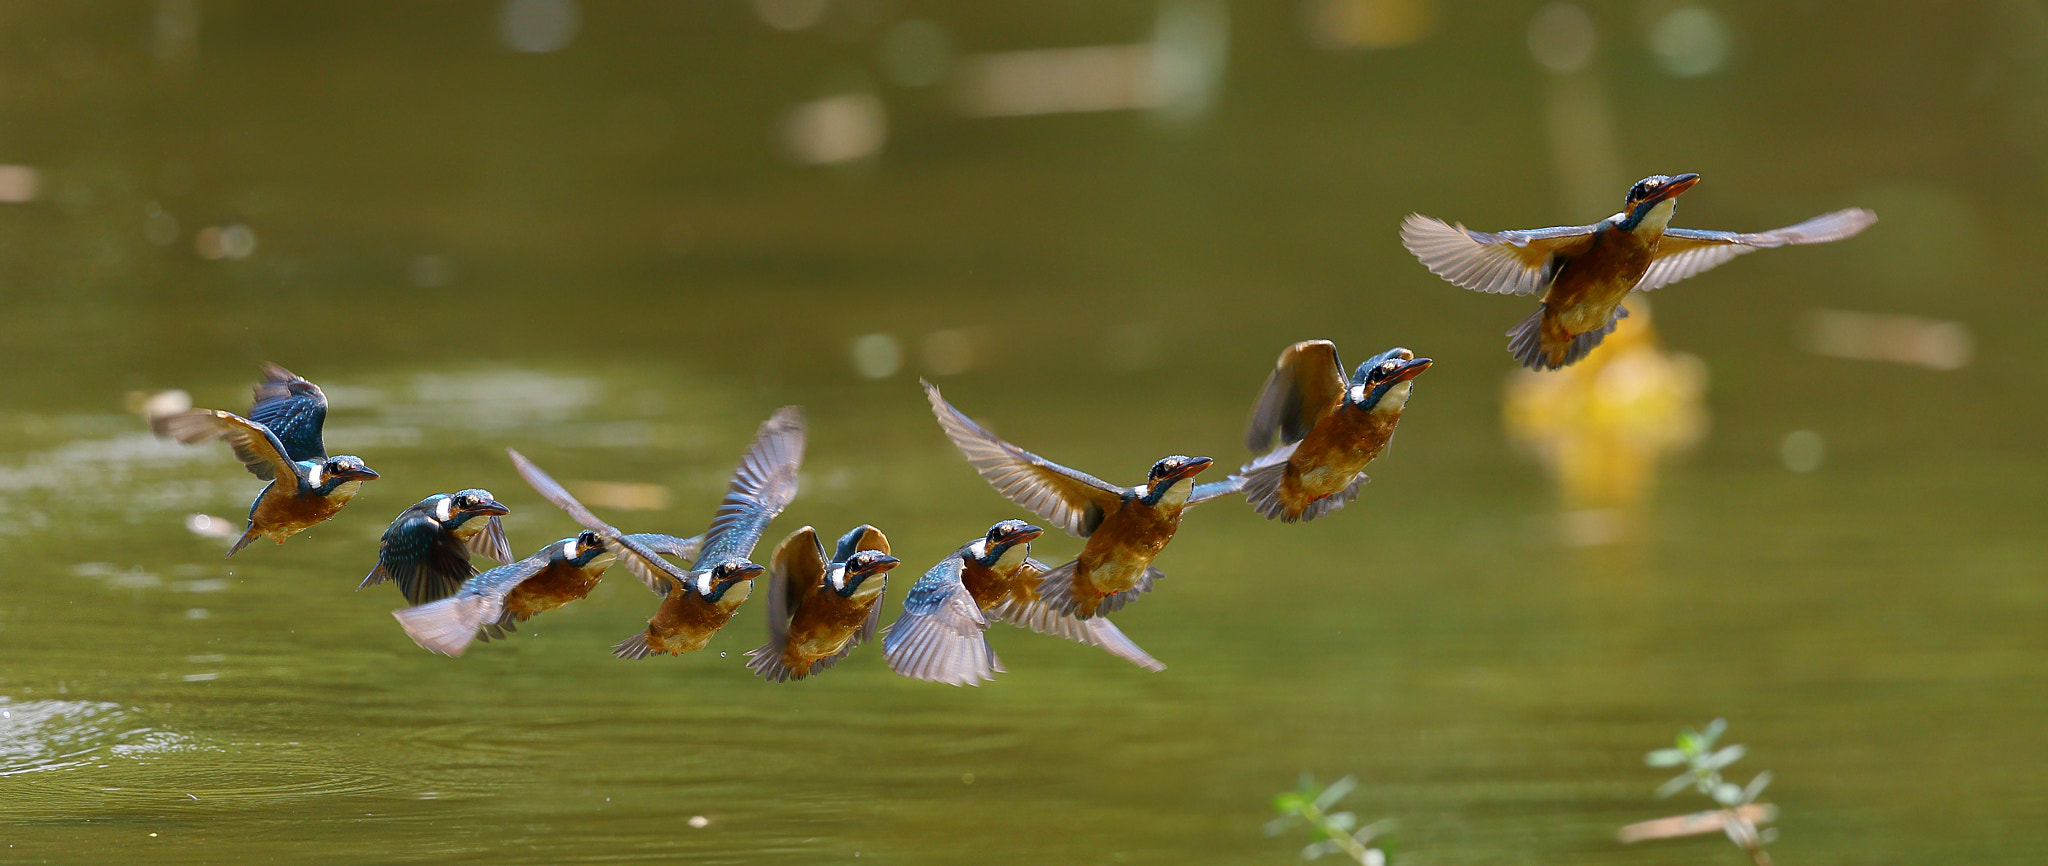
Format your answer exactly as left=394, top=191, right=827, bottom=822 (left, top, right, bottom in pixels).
left=1402, top=174, right=1875, bottom=370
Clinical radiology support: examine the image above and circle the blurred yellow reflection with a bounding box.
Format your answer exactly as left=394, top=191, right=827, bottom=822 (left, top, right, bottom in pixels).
left=1503, top=300, right=1707, bottom=517
left=1301, top=0, right=1437, bottom=51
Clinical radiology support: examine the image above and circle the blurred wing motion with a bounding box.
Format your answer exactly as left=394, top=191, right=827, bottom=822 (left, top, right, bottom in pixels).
left=392, top=555, right=553, bottom=657
left=1400, top=215, right=1599, bottom=296
left=153, top=409, right=296, bottom=484
left=1636, top=208, right=1878, bottom=292
left=247, top=363, right=329, bottom=463
left=762, top=526, right=827, bottom=656
left=923, top=380, right=1124, bottom=538
left=507, top=448, right=693, bottom=595
left=1246, top=340, right=1346, bottom=452
left=699, top=407, right=806, bottom=563
left=467, top=516, right=516, bottom=565
left=362, top=512, right=476, bottom=606
left=998, top=557, right=1164, bottom=670
left=883, top=556, right=999, bottom=686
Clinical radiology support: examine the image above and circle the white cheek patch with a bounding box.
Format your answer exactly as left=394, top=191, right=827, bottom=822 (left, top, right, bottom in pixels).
left=307, top=464, right=325, bottom=488
left=967, top=539, right=987, bottom=560
left=828, top=565, right=849, bottom=593
left=1374, top=380, right=1415, bottom=413
left=434, top=497, right=454, bottom=522
left=559, top=540, right=579, bottom=560
left=1350, top=385, right=1368, bottom=405
left=694, top=573, right=715, bottom=597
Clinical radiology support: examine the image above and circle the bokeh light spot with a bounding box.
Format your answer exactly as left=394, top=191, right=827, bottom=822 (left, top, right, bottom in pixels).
left=1780, top=430, right=1824, bottom=472
left=1301, top=0, right=1436, bottom=52
left=1648, top=6, right=1730, bottom=77
left=782, top=92, right=888, bottom=165
left=752, top=0, right=828, bottom=32
left=850, top=333, right=903, bottom=379
left=497, top=0, right=581, bottom=53
left=1528, top=2, right=1597, bottom=72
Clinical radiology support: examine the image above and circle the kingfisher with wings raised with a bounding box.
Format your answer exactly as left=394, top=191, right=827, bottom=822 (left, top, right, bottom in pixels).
left=1402, top=174, right=1875, bottom=370
left=151, top=364, right=379, bottom=554
left=923, top=380, right=1242, bottom=619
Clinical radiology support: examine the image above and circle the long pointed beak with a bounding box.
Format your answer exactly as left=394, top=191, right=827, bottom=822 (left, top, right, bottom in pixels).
left=472, top=498, right=510, bottom=516
left=350, top=467, right=381, bottom=481
left=861, top=555, right=903, bottom=576
left=1009, top=525, right=1045, bottom=544
left=734, top=562, right=767, bottom=581
left=1164, top=457, right=1215, bottom=483
left=1649, top=173, right=1700, bottom=203
left=1391, top=358, right=1433, bottom=383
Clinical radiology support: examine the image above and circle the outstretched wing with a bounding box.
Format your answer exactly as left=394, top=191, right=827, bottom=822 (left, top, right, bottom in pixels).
left=1400, top=214, right=1600, bottom=296
left=153, top=409, right=297, bottom=484
left=247, top=363, right=329, bottom=463
left=465, top=516, right=515, bottom=566
left=832, top=524, right=890, bottom=561
left=1636, top=208, right=1877, bottom=292
left=1187, top=475, right=1247, bottom=507
left=1245, top=340, right=1346, bottom=452
left=392, top=553, right=554, bottom=657
left=699, top=407, right=806, bottom=563
left=764, top=526, right=827, bottom=656
left=923, top=380, right=1125, bottom=538
left=882, top=555, right=998, bottom=686
left=506, top=448, right=695, bottom=596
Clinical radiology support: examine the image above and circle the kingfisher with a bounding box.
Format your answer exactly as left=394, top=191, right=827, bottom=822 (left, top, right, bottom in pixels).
left=508, top=448, right=703, bottom=598
left=152, top=364, right=378, bottom=555
left=923, top=380, right=1241, bottom=619
left=745, top=525, right=902, bottom=682
left=1401, top=174, right=1876, bottom=370
left=615, top=407, right=805, bottom=660
left=884, top=519, right=1165, bottom=686
left=360, top=489, right=514, bottom=606
left=1239, top=342, right=1432, bottom=523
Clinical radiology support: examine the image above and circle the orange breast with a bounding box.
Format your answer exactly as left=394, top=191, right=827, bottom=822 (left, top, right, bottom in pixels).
left=782, top=592, right=875, bottom=674
left=646, top=591, right=738, bottom=655
left=960, top=561, right=1015, bottom=612
left=251, top=485, right=347, bottom=539
left=503, top=563, right=603, bottom=621
left=1076, top=501, right=1181, bottom=596
left=1544, top=230, right=1655, bottom=333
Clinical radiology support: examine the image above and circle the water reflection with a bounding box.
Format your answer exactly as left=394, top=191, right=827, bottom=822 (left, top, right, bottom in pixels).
left=1503, top=302, right=1707, bottom=541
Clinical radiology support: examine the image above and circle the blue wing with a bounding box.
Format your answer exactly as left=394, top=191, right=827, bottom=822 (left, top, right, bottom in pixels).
left=362, top=509, right=475, bottom=606
left=698, top=407, right=806, bottom=563
left=248, top=363, right=328, bottom=463
left=882, top=554, right=998, bottom=685
left=153, top=409, right=297, bottom=484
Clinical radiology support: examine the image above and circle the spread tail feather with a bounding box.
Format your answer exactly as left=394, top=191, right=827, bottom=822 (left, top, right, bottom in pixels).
left=392, top=595, right=495, bottom=657
left=744, top=644, right=798, bottom=682
left=1036, top=560, right=1161, bottom=619
left=226, top=526, right=262, bottom=557
left=613, top=631, right=654, bottom=660
left=1238, top=445, right=1296, bottom=521
left=1508, top=304, right=1628, bottom=370
left=1298, top=474, right=1369, bottom=523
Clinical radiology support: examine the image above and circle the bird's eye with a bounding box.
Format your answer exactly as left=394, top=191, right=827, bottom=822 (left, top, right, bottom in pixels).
left=456, top=495, right=474, bottom=507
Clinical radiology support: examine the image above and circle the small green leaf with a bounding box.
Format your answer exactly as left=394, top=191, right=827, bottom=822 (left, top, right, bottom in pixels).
left=1707, top=744, right=1746, bottom=769
left=1703, top=718, right=1727, bottom=744
left=1712, top=782, right=1745, bottom=806
left=1656, top=773, right=1695, bottom=799
left=1646, top=748, right=1687, bottom=767
left=1744, top=771, right=1773, bottom=802
left=1314, top=775, right=1358, bottom=811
